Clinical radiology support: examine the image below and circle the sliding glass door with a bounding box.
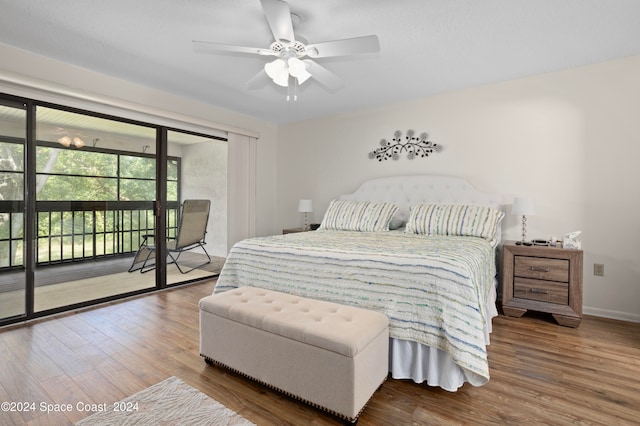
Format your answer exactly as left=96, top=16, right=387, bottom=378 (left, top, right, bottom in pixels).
left=0, top=99, right=27, bottom=322
left=32, top=106, right=161, bottom=312
left=0, top=94, right=228, bottom=326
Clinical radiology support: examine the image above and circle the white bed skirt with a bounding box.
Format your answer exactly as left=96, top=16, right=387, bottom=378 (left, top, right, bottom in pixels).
left=389, top=282, right=498, bottom=392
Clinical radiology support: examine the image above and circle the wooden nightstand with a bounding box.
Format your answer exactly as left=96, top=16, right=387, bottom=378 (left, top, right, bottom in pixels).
left=501, top=241, right=583, bottom=327
left=282, top=227, right=308, bottom=234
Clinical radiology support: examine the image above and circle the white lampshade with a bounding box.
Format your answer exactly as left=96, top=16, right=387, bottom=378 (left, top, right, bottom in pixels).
left=72, top=137, right=85, bottom=148
left=298, top=199, right=313, bottom=213
left=264, top=59, right=289, bottom=87
left=511, top=197, right=535, bottom=216
left=58, top=136, right=71, bottom=147
left=288, top=57, right=312, bottom=84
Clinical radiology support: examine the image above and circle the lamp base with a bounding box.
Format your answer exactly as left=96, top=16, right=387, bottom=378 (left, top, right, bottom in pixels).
left=519, top=215, right=529, bottom=244
left=303, top=212, right=310, bottom=231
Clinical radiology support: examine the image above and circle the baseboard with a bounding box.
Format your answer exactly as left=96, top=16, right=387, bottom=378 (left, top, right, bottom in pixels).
left=583, top=306, right=640, bottom=323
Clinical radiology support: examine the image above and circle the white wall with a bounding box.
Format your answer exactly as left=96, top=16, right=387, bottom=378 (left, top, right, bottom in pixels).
left=277, top=55, right=640, bottom=322
left=181, top=140, right=227, bottom=257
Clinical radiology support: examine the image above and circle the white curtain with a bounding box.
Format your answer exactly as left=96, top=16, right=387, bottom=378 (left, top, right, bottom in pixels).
left=226, top=132, right=257, bottom=252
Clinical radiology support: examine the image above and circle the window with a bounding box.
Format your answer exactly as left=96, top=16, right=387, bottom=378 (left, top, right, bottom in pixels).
left=0, top=136, right=25, bottom=268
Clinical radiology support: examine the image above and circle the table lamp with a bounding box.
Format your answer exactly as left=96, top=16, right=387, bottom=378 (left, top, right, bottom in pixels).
left=511, top=197, right=535, bottom=244
left=298, top=199, right=313, bottom=230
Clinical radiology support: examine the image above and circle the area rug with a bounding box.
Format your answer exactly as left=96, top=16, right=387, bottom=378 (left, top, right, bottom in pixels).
left=76, top=376, right=255, bottom=426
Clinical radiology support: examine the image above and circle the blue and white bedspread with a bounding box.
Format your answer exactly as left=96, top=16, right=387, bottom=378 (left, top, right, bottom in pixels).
left=214, top=229, right=497, bottom=384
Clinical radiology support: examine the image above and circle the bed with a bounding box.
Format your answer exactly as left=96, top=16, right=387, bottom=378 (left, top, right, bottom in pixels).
left=213, top=175, right=504, bottom=391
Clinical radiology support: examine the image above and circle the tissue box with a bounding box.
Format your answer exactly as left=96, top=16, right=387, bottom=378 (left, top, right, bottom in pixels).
left=562, top=231, right=582, bottom=249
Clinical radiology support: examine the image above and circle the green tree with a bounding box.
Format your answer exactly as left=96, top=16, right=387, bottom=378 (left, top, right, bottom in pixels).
left=0, top=141, right=61, bottom=267
left=37, top=147, right=117, bottom=201
left=1, top=140, right=179, bottom=267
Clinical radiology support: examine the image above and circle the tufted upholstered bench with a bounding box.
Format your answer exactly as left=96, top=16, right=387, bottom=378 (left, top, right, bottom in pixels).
left=199, top=286, right=389, bottom=423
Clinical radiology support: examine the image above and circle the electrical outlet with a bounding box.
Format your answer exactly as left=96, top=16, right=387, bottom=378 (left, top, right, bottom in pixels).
left=594, top=263, right=605, bottom=276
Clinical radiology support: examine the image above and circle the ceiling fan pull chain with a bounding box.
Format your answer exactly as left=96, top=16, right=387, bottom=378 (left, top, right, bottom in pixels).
left=285, top=75, right=299, bottom=102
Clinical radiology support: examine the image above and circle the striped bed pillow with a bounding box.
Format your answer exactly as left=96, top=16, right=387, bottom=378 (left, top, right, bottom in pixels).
left=405, top=204, right=504, bottom=246
left=319, top=200, right=398, bottom=232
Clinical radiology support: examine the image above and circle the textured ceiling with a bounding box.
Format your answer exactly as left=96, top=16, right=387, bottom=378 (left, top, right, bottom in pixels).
left=1, top=0, right=640, bottom=124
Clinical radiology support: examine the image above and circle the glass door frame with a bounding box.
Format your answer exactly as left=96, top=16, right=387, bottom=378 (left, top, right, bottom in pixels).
left=25, top=100, right=35, bottom=318
left=0, top=95, right=30, bottom=322
left=155, top=127, right=168, bottom=290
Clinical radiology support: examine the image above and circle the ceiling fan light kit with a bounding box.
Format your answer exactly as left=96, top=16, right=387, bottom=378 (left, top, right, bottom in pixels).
left=193, top=0, right=380, bottom=100
left=264, top=56, right=311, bottom=88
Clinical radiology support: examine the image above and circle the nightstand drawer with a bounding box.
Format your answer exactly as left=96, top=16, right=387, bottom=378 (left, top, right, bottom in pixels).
left=514, top=278, right=569, bottom=304
left=514, top=256, right=569, bottom=282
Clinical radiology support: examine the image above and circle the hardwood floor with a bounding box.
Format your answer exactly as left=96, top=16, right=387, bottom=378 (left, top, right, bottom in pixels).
left=1, top=280, right=639, bottom=425
left=0, top=254, right=225, bottom=320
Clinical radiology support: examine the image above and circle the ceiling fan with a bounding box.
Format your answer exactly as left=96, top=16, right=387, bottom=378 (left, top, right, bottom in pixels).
left=193, top=0, right=380, bottom=100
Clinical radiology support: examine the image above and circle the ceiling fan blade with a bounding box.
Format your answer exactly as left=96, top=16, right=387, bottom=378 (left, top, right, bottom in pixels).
left=306, top=35, right=380, bottom=58
left=303, top=60, right=344, bottom=91
left=260, top=0, right=295, bottom=42
left=193, top=40, right=274, bottom=56
left=246, top=69, right=271, bottom=89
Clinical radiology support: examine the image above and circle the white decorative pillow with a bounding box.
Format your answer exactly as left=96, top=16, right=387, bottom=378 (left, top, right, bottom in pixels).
left=405, top=204, right=504, bottom=246
left=319, top=200, right=398, bottom=232
left=388, top=217, right=405, bottom=230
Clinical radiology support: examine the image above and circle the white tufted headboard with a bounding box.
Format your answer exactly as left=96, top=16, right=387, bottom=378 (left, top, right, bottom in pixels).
left=339, top=175, right=504, bottom=240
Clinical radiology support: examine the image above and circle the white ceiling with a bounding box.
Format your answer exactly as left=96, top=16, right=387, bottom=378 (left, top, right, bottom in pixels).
left=1, top=0, right=640, bottom=124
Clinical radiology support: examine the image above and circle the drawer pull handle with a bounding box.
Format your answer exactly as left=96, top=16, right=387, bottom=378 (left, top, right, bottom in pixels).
left=529, top=288, right=549, bottom=294
left=530, top=266, right=550, bottom=272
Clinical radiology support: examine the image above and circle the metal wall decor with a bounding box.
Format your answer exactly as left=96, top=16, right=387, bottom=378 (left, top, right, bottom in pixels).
left=368, top=130, right=442, bottom=161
